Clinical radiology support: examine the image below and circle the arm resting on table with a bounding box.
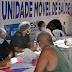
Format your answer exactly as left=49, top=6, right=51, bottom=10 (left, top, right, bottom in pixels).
left=14, top=47, right=25, bottom=52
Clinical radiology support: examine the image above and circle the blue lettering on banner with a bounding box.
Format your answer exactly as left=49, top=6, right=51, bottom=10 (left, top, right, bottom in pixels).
left=8, top=1, right=12, bottom=19
left=43, top=2, right=45, bottom=16
left=16, top=1, right=20, bottom=18
left=52, top=2, right=57, bottom=15
left=46, top=2, right=49, bottom=16
left=68, top=3, right=70, bottom=14
left=34, top=2, right=38, bottom=17
left=39, top=1, right=42, bottom=16
left=20, top=1, right=24, bottom=18
left=29, top=2, right=33, bottom=17
left=48, top=2, right=51, bottom=16
left=2, top=1, right=70, bottom=20
left=25, top=2, right=28, bottom=17
left=2, top=1, right=7, bottom=20
left=58, top=2, right=61, bottom=15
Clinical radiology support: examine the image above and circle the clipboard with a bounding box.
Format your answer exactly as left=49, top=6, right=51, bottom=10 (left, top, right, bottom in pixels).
left=0, top=62, right=10, bottom=69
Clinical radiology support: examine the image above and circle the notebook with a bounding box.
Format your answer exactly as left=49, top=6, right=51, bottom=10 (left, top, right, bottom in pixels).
left=0, top=62, right=10, bottom=69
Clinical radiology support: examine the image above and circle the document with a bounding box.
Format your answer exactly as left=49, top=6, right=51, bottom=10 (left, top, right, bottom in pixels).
left=10, top=63, right=33, bottom=69
left=54, top=40, right=65, bottom=45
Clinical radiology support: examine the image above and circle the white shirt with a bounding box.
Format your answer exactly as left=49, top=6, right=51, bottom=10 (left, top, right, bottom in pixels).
left=35, top=28, right=56, bottom=40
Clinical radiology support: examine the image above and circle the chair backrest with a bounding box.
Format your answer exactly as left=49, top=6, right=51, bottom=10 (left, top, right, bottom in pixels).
left=52, top=29, right=65, bottom=40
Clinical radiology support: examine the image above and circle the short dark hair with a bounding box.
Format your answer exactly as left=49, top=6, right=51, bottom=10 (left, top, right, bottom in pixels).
left=38, top=21, right=45, bottom=27
left=37, top=32, right=52, bottom=43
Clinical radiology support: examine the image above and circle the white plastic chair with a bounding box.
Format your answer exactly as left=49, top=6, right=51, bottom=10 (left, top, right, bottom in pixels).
left=52, top=29, right=65, bottom=40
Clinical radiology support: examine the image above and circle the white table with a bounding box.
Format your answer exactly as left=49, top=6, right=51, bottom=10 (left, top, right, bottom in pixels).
left=54, top=38, right=72, bottom=64
left=23, top=66, right=35, bottom=72
left=14, top=51, right=41, bottom=72
left=0, top=51, right=41, bottom=72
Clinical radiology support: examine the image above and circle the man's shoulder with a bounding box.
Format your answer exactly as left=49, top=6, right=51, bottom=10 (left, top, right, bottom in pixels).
left=42, top=47, right=53, bottom=52
left=10, top=31, right=22, bottom=42
left=42, top=47, right=57, bottom=55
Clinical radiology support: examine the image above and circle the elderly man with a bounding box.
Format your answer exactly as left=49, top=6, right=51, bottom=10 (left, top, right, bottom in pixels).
left=10, top=21, right=37, bottom=57
left=0, top=28, right=13, bottom=67
left=34, top=32, right=72, bottom=72
left=35, top=21, right=56, bottom=42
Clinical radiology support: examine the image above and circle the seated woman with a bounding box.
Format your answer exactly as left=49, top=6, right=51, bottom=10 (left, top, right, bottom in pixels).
left=0, top=28, right=13, bottom=67
left=10, top=21, right=37, bottom=57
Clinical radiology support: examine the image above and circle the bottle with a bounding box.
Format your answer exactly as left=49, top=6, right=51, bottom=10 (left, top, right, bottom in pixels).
left=34, top=38, right=37, bottom=45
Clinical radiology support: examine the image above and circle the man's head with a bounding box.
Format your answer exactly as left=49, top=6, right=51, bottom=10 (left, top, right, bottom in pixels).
left=0, top=28, right=6, bottom=44
left=19, top=21, right=31, bottom=36
left=38, top=21, right=46, bottom=31
left=37, top=32, right=53, bottom=49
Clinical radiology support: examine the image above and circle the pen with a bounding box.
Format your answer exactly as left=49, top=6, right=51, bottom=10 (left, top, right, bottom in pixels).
left=0, top=56, right=4, bottom=61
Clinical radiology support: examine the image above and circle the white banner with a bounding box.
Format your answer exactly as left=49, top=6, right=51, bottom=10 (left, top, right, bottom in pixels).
left=0, top=0, right=71, bottom=42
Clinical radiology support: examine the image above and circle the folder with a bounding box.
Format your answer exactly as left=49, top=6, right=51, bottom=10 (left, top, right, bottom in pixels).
left=0, top=62, right=10, bottom=69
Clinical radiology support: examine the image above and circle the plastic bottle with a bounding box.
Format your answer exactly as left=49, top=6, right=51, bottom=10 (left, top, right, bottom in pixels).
left=33, top=38, right=37, bottom=45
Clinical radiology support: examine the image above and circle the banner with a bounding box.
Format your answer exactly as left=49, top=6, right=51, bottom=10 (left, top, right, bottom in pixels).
left=0, top=0, right=71, bottom=42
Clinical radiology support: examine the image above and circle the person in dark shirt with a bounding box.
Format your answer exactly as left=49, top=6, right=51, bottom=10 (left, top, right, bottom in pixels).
left=10, top=21, right=37, bottom=57
left=0, top=28, right=13, bottom=67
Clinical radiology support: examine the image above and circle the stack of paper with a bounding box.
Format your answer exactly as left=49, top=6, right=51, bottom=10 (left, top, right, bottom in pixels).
left=10, top=63, right=33, bottom=69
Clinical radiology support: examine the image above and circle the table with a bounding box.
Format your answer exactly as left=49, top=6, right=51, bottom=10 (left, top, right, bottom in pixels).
left=1, top=37, right=72, bottom=72
left=54, top=37, right=72, bottom=64
left=23, top=66, right=35, bottom=72
left=0, top=51, right=41, bottom=72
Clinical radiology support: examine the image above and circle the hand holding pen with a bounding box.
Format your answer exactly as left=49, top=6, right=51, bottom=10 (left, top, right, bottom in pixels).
left=0, top=56, right=7, bottom=67
left=5, top=55, right=11, bottom=62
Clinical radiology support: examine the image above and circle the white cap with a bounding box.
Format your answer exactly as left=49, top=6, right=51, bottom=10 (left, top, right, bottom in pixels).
left=0, top=28, right=6, bottom=36
left=19, top=21, right=30, bottom=32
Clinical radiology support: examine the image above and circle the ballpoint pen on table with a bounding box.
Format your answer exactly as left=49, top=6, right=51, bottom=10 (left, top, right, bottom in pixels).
left=0, top=56, right=4, bottom=61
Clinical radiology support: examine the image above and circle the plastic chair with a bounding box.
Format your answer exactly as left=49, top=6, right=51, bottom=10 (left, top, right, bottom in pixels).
left=52, top=29, right=65, bottom=40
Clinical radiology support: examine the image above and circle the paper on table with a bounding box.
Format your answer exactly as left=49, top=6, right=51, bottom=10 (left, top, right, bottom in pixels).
left=56, top=44, right=70, bottom=48
left=10, top=63, right=33, bottom=69
left=10, top=57, right=18, bottom=64
left=54, top=40, right=65, bottom=45
left=34, top=51, right=41, bottom=56
left=24, top=66, right=35, bottom=72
